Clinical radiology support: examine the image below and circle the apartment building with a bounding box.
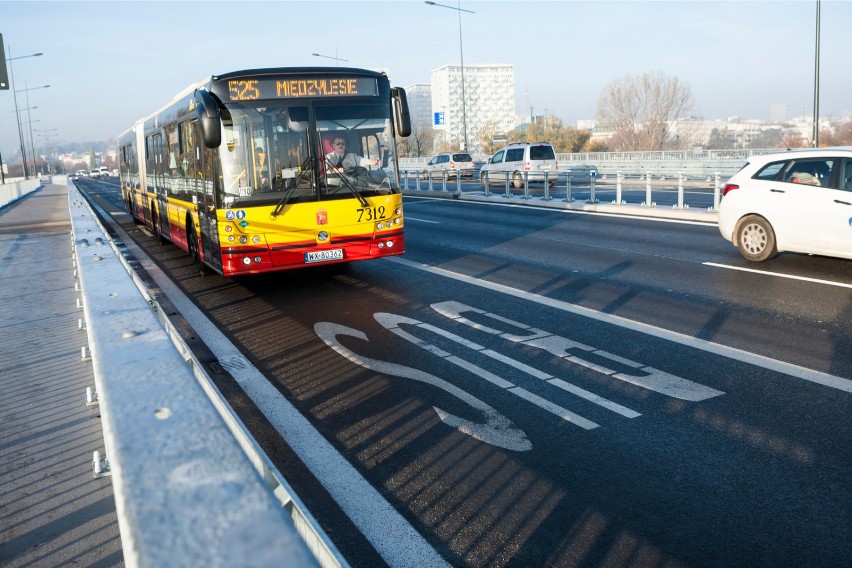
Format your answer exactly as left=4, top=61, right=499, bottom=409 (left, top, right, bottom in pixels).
left=430, top=64, right=516, bottom=153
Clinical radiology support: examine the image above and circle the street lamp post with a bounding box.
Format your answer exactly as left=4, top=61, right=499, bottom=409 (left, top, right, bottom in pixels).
left=18, top=82, right=50, bottom=175
left=11, top=105, right=37, bottom=177
left=36, top=127, right=58, bottom=175
left=312, top=50, right=348, bottom=67
left=5, top=48, right=43, bottom=179
left=425, top=1, right=474, bottom=151
left=812, top=0, right=821, bottom=147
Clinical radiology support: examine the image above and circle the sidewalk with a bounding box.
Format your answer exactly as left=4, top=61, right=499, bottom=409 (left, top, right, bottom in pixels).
left=0, top=184, right=123, bottom=566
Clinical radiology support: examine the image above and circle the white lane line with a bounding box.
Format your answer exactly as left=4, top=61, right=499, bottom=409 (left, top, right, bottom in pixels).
left=507, top=387, right=599, bottom=429
left=373, top=312, right=604, bottom=428
left=129, top=254, right=451, bottom=567
left=404, top=216, right=440, bottom=223
left=390, top=257, right=852, bottom=394
left=703, top=262, right=852, bottom=289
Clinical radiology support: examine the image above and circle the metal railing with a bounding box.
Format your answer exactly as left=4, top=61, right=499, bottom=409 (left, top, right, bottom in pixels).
left=401, top=168, right=723, bottom=212
left=68, top=180, right=345, bottom=568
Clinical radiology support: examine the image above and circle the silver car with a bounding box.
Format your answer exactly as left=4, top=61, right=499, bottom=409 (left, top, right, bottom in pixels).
left=421, top=152, right=475, bottom=180
left=480, top=142, right=558, bottom=188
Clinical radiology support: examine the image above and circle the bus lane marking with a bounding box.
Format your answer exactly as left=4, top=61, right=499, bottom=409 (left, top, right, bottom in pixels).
left=431, top=301, right=725, bottom=402
left=391, top=257, right=852, bottom=395
left=373, top=313, right=608, bottom=427
left=314, top=322, right=532, bottom=452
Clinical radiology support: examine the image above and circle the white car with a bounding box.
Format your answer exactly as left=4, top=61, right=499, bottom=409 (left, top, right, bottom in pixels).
left=718, top=147, right=852, bottom=261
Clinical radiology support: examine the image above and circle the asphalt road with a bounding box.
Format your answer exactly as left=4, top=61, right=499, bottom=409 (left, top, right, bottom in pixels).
left=77, top=178, right=851, bottom=568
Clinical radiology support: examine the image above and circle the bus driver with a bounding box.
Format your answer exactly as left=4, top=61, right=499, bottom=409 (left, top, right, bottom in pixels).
left=325, top=136, right=381, bottom=171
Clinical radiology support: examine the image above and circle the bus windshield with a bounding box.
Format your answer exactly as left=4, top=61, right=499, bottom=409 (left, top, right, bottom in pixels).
left=218, top=100, right=399, bottom=209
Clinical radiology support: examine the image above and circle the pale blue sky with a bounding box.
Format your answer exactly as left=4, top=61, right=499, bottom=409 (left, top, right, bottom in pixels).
left=2, top=0, right=850, bottom=157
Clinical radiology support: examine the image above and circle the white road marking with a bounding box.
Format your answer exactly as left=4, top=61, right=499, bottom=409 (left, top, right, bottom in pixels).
left=315, top=322, right=531, bottom=452
left=390, top=258, right=852, bottom=394
left=375, top=311, right=640, bottom=424
left=704, top=262, right=852, bottom=289
left=404, top=216, right=440, bottom=223
left=431, top=301, right=724, bottom=402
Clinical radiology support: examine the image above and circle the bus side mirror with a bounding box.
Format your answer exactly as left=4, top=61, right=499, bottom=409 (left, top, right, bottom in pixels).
left=194, top=89, right=222, bottom=148
left=392, top=87, right=411, bottom=138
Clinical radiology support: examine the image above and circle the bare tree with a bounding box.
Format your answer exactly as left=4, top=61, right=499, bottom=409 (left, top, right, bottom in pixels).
left=477, top=121, right=507, bottom=155
left=596, top=72, right=694, bottom=151
left=397, top=120, right=437, bottom=157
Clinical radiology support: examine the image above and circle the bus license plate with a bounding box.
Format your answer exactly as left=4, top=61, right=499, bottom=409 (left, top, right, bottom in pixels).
left=305, top=249, right=344, bottom=263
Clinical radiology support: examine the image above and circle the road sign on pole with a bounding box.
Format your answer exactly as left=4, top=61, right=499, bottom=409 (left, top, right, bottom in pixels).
left=434, top=111, right=445, bottom=126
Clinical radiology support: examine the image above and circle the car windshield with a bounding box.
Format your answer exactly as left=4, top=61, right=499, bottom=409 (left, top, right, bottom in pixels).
left=217, top=100, right=399, bottom=209
left=453, top=154, right=472, bottom=162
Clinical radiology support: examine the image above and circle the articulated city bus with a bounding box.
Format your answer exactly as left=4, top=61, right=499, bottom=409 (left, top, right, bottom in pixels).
left=118, top=67, right=411, bottom=276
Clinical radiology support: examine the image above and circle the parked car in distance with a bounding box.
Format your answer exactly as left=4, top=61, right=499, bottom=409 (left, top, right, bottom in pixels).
left=480, top=142, right=558, bottom=188
left=566, top=164, right=598, bottom=180
left=89, top=169, right=101, bottom=178
left=98, top=166, right=110, bottom=177
left=718, top=147, right=852, bottom=261
left=421, top=152, right=475, bottom=180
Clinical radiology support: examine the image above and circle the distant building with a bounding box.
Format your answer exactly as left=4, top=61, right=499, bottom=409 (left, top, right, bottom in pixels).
left=431, top=64, right=516, bottom=153
left=405, top=83, right=433, bottom=129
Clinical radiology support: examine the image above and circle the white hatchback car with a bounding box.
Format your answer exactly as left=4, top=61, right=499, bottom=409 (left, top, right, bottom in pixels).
left=718, top=148, right=852, bottom=261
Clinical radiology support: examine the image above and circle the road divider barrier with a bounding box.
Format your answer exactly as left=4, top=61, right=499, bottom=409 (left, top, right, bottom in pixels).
left=68, top=181, right=345, bottom=568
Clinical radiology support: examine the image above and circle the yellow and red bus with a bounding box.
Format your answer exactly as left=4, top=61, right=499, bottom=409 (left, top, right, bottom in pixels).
left=118, top=67, right=411, bottom=276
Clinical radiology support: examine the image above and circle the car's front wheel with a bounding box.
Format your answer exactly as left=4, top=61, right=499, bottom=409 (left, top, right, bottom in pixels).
left=736, top=215, right=777, bottom=261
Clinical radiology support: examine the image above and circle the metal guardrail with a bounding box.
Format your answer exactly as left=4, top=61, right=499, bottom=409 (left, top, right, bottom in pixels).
left=67, top=181, right=346, bottom=568
left=400, top=169, right=723, bottom=213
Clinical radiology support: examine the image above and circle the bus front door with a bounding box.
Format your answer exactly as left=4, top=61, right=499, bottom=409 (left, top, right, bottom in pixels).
left=199, top=146, right=222, bottom=273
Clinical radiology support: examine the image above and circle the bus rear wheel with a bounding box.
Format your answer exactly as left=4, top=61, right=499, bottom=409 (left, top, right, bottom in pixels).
left=186, top=220, right=209, bottom=276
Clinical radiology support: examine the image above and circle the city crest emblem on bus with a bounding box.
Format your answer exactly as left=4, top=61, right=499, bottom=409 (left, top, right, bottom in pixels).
left=316, top=209, right=328, bottom=225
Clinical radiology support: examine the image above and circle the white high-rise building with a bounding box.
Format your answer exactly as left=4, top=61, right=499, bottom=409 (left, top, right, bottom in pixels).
left=431, top=64, right=515, bottom=153
left=405, top=83, right=433, bottom=129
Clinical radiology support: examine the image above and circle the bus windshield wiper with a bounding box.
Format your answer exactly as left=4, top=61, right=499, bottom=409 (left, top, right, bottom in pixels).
left=271, top=157, right=313, bottom=218
left=324, top=156, right=369, bottom=207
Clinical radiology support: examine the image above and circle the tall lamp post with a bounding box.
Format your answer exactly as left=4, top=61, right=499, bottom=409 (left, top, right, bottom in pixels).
left=18, top=82, right=50, bottom=175
left=6, top=49, right=43, bottom=179
left=812, top=0, right=821, bottom=147
left=36, top=127, right=58, bottom=175
left=11, top=105, right=37, bottom=176
left=312, top=50, right=348, bottom=67
left=425, top=1, right=474, bottom=151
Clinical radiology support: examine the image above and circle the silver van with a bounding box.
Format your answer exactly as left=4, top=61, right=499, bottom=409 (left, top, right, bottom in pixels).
left=480, top=142, right=557, bottom=188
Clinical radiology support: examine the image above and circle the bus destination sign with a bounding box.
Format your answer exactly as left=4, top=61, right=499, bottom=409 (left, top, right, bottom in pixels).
left=227, top=77, right=378, bottom=101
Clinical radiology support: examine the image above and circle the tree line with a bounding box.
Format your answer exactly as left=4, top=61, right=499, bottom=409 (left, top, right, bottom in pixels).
left=397, top=71, right=852, bottom=157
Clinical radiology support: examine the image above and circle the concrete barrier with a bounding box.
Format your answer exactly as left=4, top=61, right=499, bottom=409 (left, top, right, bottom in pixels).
left=0, top=178, right=43, bottom=209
